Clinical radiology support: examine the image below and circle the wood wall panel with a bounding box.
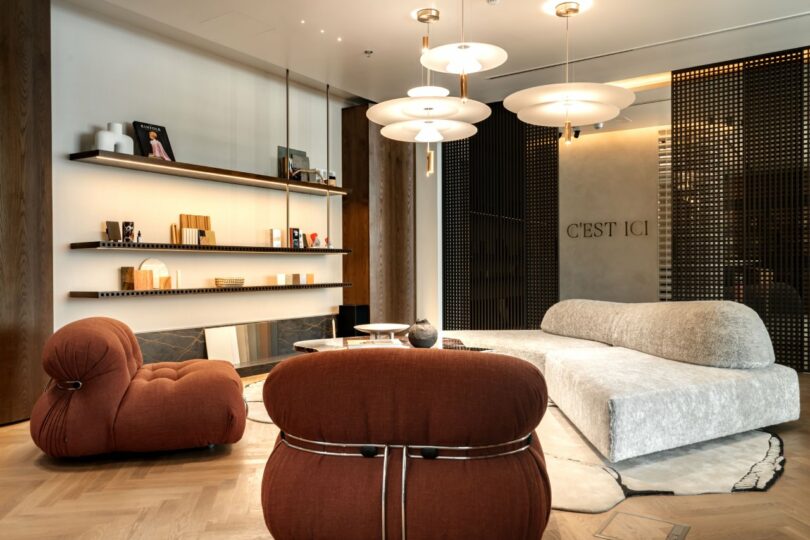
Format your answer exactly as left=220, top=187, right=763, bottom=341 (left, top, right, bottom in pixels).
left=0, top=0, right=53, bottom=424
left=342, top=105, right=416, bottom=323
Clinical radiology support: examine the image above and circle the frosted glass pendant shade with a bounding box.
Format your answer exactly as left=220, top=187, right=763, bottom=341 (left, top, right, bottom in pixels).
left=504, top=82, right=635, bottom=126
left=367, top=96, right=491, bottom=126
left=407, top=85, right=450, bottom=97
left=420, top=42, right=508, bottom=74
left=380, top=119, right=477, bottom=143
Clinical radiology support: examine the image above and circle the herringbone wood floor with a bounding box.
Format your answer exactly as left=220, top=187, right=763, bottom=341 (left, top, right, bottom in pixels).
left=1, top=374, right=808, bottom=539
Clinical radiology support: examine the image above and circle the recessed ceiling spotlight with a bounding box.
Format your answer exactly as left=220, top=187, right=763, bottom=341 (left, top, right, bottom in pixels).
left=337, top=37, right=343, bottom=42
left=541, top=0, right=593, bottom=16
left=320, top=29, right=325, bottom=34
left=300, top=19, right=305, bottom=24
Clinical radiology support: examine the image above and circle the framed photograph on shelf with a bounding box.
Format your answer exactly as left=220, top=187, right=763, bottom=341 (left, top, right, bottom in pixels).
left=133, top=121, right=175, bottom=161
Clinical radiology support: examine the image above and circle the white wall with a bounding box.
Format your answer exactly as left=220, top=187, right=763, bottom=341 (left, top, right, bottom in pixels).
left=415, top=144, right=442, bottom=328
left=52, top=1, right=353, bottom=332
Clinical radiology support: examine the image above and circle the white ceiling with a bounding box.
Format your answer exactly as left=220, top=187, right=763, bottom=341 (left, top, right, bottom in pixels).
left=67, top=0, right=810, bottom=124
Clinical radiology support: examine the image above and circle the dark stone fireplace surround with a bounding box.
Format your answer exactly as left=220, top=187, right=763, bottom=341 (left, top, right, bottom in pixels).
left=136, top=314, right=335, bottom=376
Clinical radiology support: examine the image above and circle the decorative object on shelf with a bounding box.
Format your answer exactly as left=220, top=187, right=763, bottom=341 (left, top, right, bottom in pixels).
left=178, top=214, right=215, bottom=246
left=277, top=146, right=309, bottom=179
left=122, top=221, right=135, bottom=243
left=200, top=230, right=217, bottom=246
left=215, top=277, right=245, bottom=288
left=175, top=269, right=182, bottom=288
left=354, top=323, right=410, bottom=340
left=181, top=228, right=198, bottom=245
left=180, top=214, right=211, bottom=230
left=139, top=258, right=170, bottom=289
left=170, top=224, right=179, bottom=244
left=306, top=273, right=315, bottom=284
left=503, top=1, right=634, bottom=144
left=408, top=319, right=439, bottom=348
left=121, top=267, right=153, bottom=291
left=205, top=325, right=241, bottom=366
left=270, top=228, right=283, bottom=247
left=288, top=227, right=301, bottom=249
left=327, top=178, right=337, bottom=187
left=269, top=273, right=286, bottom=285
left=159, top=276, right=172, bottom=290
left=105, top=221, right=121, bottom=242
left=310, top=233, right=321, bottom=247
left=94, top=122, right=134, bottom=154
left=136, top=230, right=142, bottom=243
left=133, top=121, right=175, bottom=161
left=287, top=273, right=302, bottom=285
left=366, top=7, right=490, bottom=144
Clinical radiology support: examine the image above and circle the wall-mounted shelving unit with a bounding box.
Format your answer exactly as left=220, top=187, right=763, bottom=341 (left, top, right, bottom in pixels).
left=70, top=241, right=351, bottom=255
left=70, top=282, right=352, bottom=298
left=69, top=150, right=349, bottom=196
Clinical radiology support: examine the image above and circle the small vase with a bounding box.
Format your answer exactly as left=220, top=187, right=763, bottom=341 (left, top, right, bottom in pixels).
left=95, top=122, right=134, bottom=154
left=408, top=319, right=438, bottom=348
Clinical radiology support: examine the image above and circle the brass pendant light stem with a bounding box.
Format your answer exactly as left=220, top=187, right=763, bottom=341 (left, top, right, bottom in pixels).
left=460, top=73, right=468, bottom=101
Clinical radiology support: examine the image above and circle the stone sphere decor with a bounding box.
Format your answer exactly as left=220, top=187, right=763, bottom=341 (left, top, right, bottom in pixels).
left=408, top=319, right=438, bottom=348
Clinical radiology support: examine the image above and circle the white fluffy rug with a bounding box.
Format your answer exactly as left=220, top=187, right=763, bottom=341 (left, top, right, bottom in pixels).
left=244, top=381, right=784, bottom=513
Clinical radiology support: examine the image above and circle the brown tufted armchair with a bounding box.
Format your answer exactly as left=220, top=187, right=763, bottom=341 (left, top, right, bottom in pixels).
left=30, top=317, right=246, bottom=457
left=261, top=348, right=552, bottom=540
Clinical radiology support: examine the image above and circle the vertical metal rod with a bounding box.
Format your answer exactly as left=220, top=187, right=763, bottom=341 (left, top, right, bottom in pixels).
left=327, top=191, right=331, bottom=246
left=326, top=83, right=331, bottom=246
left=381, top=445, right=389, bottom=540
left=401, top=446, right=408, bottom=540
left=286, top=68, right=291, bottom=179
left=285, top=69, right=291, bottom=241
left=286, top=186, right=290, bottom=242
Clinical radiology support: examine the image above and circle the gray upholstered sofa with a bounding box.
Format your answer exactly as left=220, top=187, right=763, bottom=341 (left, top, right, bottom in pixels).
left=445, top=300, right=801, bottom=462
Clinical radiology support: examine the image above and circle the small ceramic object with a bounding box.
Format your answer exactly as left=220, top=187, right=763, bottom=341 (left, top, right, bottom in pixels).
left=354, top=323, right=410, bottom=340
left=140, top=258, right=170, bottom=289
left=408, top=319, right=438, bottom=348
left=95, top=122, right=134, bottom=154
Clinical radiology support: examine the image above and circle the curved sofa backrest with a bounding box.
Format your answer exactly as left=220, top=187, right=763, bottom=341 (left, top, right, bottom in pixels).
left=542, top=299, right=774, bottom=368
left=264, top=348, right=547, bottom=447
left=611, top=301, right=775, bottom=369
left=30, top=317, right=143, bottom=457
left=540, top=299, right=624, bottom=344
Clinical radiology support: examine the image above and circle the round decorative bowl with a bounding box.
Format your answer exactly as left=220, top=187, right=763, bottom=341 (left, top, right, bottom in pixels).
left=215, top=277, right=245, bottom=288
left=354, top=323, right=410, bottom=339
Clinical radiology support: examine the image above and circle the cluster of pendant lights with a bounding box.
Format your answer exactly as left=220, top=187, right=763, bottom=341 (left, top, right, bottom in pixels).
left=366, top=0, right=635, bottom=145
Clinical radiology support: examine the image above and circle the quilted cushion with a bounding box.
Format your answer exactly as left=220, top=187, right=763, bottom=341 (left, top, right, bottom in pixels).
left=114, top=360, right=246, bottom=452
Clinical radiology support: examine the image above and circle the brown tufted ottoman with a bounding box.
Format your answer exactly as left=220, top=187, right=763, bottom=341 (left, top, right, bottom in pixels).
left=261, top=348, right=551, bottom=540
left=30, top=317, right=246, bottom=457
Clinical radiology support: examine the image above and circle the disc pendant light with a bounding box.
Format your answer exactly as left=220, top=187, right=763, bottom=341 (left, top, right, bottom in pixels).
left=420, top=0, right=507, bottom=100
left=504, top=1, right=634, bottom=144
left=367, top=7, right=491, bottom=143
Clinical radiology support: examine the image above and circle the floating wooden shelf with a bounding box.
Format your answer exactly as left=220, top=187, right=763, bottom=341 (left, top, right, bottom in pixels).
left=70, top=241, right=351, bottom=255
left=69, top=150, right=349, bottom=196
left=70, top=282, right=352, bottom=298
